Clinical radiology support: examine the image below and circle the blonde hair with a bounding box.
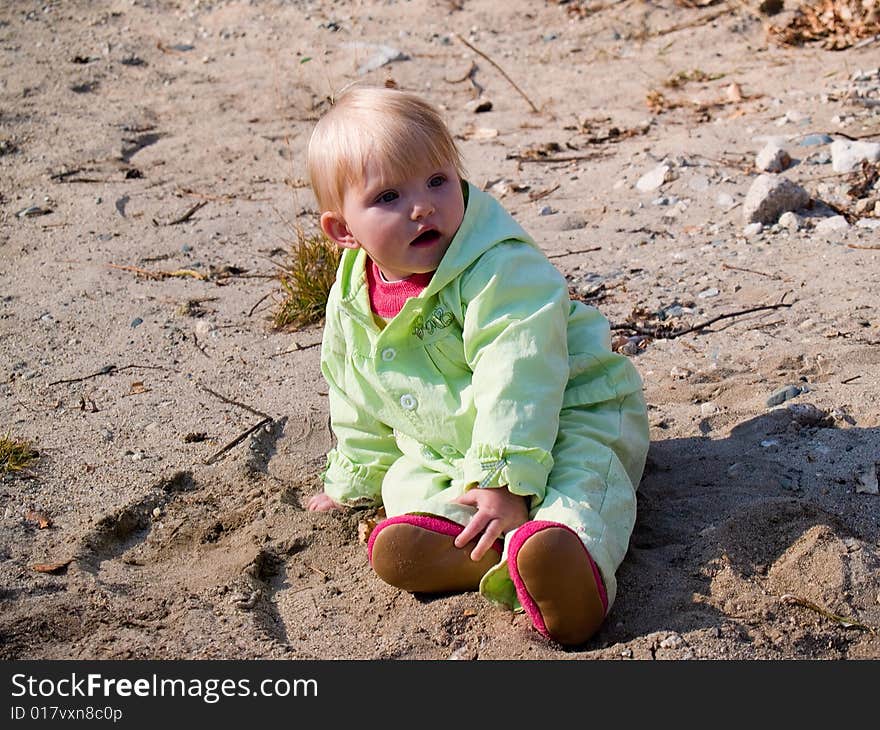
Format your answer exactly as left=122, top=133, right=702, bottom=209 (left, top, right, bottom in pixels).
left=307, top=86, right=465, bottom=213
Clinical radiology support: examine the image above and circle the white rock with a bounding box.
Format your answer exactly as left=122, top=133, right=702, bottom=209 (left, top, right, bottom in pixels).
left=636, top=164, right=671, bottom=192
left=815, top=215, right=850, bottom=234
left=857, top=218, right=880, bottom=230
left=830, top=139, right=880, bottom=173
left=195, top=319, right=217, bottom=337
left=743, top=222, right=763, bottom=237
left=778, top=211, right=802, bottom=231
left=742, top=174, right=810, bottom=224
left=756, top=143, right=791, bottom=173
left=660, top=633, right=684, bottom=649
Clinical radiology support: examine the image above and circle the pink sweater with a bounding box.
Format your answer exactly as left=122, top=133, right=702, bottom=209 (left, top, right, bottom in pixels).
left=366, top=259, right=433, bottom=319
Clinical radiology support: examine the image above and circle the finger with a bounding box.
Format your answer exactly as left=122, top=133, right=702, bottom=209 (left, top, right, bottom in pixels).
left=454, top=511, right=489, bottom=548
left=451, top=490, right=478, bottom=507
left=470, top=519, right=502, bottom=562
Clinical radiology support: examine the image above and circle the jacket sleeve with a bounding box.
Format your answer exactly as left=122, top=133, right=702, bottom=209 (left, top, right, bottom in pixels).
left=458, top=241, right=570, bottom=506
left=320, top=296, right=401, bottom=507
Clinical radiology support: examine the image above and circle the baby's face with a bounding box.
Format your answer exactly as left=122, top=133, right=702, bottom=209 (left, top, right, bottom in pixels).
left=338, top=158, right=465, bottom=281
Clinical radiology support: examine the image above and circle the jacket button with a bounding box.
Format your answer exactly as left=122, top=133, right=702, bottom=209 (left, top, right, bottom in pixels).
left=399, top=394, right=417, bottom=410
left=381, top=348, right=396, bottom=362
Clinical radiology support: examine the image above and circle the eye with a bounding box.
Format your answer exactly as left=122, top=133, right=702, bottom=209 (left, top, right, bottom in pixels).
left=428, top=174, right=446, bottom=188
left=375, top=190, right=398, bottom=204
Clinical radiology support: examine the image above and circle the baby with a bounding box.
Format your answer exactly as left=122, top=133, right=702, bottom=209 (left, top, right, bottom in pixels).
left=306, top=86, right=649, bottom=646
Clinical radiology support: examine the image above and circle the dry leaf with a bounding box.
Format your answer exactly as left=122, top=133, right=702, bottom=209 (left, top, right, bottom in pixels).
left=24, top=510, right=52, bottom=529
left=33, top=559, right=72, bottom=574
left=357, top=507, right=386, bottom=544
left=128, top=381, right=150, bottom=395
left=768, top=0, right=880, bottom=50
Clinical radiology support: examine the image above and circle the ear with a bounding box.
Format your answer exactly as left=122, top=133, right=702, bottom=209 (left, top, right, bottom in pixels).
left=320, top=211, right=360, bottom=249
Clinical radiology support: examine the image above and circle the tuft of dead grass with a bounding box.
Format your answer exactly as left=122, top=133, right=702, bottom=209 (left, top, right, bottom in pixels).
left=273, top=228, right=341, bottom=330
left=0, top=434, right=39, bottom=475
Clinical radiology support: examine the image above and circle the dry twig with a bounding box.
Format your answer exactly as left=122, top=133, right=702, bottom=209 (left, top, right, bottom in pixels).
left=155, top=200, right=207, bottom=226
left=612, top=295, right=795, bottom=339
left=781, top=594, right=878, bottom=634
left=548, top=246, right=602, bottom=260
left=454, top=33, right=539, bottom=113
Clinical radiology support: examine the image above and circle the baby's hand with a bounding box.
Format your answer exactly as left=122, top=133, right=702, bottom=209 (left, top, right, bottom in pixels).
left=452, top=486, right=529, bottom=562
left=307, top=493, right=343, bottom=512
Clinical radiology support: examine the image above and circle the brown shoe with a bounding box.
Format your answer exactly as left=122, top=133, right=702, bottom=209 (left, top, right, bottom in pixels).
left=508, top=520, right=608, bottom=646
left=368, top=514, right=502, bottom=593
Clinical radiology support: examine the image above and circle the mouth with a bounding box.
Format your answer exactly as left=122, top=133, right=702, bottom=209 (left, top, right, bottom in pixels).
left=410, top=229, right=441, bottom=247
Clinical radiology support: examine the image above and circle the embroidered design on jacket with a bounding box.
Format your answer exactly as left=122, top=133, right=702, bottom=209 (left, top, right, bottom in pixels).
left=411, top=306, right=455, bottom=339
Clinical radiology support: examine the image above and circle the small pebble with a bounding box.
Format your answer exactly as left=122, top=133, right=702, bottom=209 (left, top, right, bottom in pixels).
left=766, top=384, right=804, bottom=407
left=660, top=633, right=684, bottom=649
left=778, top=211, right=802, bottom=231
left=131, top=317, right=143, bottom=328
left=798, top=133, right=832, bottom=146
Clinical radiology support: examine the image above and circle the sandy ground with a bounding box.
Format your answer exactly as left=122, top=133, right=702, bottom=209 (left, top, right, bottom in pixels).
left=1, top=0, right=879, bottom=660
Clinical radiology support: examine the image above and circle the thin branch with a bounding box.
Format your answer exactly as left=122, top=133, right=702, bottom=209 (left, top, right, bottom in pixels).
left=781, top=594, right=877, bottom=635
left=528, top=184, right=561, bottom=202
left=204, top=417, right=272, bottom=466
left=507, top=152, right=607, bottom=164
left=197, top=383, right=271, bottom=420
left=721, top=262, right=780, bottom=279
left=454, top=33, right=539, bottom=113
left=651, top=4, right=733, bottom=37
left=191, top=332, right=210, bottom=358
left=548, top=246, right=602, bottom=260
left=268, top=341, right=321, bottom=358
left=46, top=363, right=171, bottom=387
left=612, top=295, right=796, bottom=340
left=48, top=365, right=117, bottom=386
left=153, top=200, right=207, bottom=227
left=107, top=263, right=209, bottom=281
left=247, top=291, right=273, bottom=317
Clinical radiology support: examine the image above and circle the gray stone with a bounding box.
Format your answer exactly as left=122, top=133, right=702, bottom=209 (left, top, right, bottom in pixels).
left=799, top=133, right=832, bottom=146
left=743, top=174, right=810, bottom=224
left=766, top=384, right=804, bottom=407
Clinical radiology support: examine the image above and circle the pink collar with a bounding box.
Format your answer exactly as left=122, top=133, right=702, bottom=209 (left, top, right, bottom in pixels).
left=366, top=259, right=433, bottom=319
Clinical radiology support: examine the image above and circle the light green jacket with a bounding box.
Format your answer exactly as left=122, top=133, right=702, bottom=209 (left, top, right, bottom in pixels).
left=320, top=182, right=644, bottom=508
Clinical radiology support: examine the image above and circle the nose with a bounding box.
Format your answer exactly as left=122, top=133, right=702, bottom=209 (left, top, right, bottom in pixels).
left=411, top=200, right=435, bottom=221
